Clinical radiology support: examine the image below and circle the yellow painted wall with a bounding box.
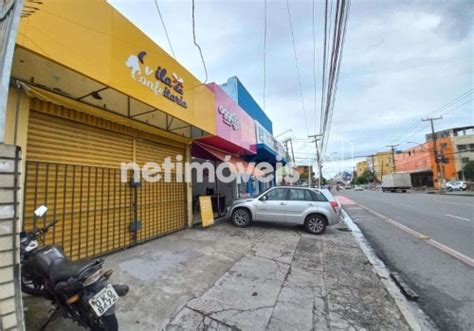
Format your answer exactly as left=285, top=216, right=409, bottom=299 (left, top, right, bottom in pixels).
left=16, top=0, right=215, bottom=135
left=356, top=160, right=368, bottom=177
left=185, top=144, right=193, bottom=228
left=5, top=87, right=30, bottom=159
left=5, top=87, right=30, bottom=233
left=374, top=152, right=395, bottom=179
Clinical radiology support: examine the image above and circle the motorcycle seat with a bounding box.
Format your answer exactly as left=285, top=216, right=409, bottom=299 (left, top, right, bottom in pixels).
left=49, top=259, right=99, bottom=283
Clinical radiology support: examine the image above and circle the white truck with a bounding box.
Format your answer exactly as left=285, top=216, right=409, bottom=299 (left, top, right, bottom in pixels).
left=382, top=173, right=412, bottom=192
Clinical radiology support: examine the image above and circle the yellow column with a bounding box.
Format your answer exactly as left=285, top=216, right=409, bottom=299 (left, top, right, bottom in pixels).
left=185, top=143, right=193, bottom=228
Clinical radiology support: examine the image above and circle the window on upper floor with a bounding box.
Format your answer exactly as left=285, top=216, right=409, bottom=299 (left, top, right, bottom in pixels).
left=458, top=144, right=467, bottom=151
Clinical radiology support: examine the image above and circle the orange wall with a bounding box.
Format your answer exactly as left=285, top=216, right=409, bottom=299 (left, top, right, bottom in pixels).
left=432, top=137, right=457, bottom=184
left=395, top=137, right=457, bottom=188
left=395, top=143, right=432, bottom=173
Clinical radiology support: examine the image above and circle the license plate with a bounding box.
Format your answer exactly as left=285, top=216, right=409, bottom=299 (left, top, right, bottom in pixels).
left=88, top=284, right=119, bottom=317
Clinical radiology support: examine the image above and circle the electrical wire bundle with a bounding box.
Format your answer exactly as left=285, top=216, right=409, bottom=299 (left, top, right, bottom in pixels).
left=319, top=0, right=351, bottom=156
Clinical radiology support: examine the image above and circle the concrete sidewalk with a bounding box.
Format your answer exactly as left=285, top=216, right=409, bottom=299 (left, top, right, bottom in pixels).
left=24, top=221, right=410, bottom=330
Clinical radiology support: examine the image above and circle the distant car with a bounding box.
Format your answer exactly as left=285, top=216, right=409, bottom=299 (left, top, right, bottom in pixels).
left=345, top=184, right=352, bottom=189
left=446, top=181, right=467, bottom=191
left=354, top=186, right=363, bottom=191
left=227, top=186, right=341, bottom=235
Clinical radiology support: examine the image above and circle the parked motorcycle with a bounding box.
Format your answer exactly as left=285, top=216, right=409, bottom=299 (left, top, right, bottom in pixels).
left=20, top=205, right=129, bottom=330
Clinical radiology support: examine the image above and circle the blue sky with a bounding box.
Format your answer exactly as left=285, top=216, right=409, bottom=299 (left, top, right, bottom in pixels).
left=109, top=0, right=473, bottom=176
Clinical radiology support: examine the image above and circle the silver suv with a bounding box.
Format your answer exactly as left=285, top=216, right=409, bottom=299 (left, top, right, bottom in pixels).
left=227, top=186, right=341, bottom=235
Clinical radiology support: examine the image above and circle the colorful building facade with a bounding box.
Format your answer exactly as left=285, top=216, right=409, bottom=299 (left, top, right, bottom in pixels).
left=356, top=160, right=368, bottom=177
left=373, top=152, right=395, bottom=180
left=191, top=83, right=259, bottom=218
left=219, top=77, right=287, bottom=196
left=426, top=126, right=474, bottom=180
left=220, top=76, right=273, bottom=133
left=395, top=135, right=461, bottom=188
left=7, top=0, right=217, bottom=264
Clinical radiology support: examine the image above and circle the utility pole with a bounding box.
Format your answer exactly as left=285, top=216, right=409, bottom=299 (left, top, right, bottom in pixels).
left=308, top=134, right=323, bottom=188
left=386, top=144, right=399, bottom=173
left=370, top=154, right=376, bottom=184
left=0, top=0, right=24, bottom=142
left=422, top=116, right=444, bottom=191
left=283, top=139, right=290, bottom=161
left=288, top=138, right=295, bottom=166
left=281, top=137, right=296, bottom=186
left=282, top=137, right=296, bottom=165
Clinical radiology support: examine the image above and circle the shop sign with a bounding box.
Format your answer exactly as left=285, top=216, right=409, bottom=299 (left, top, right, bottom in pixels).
left=256, top=122, right=286, bottom=156
left=199, top=196, right=214, bottom=227
left=218, top=105, right=240, bottom=130
left=125, top=51, right=188, bottom=109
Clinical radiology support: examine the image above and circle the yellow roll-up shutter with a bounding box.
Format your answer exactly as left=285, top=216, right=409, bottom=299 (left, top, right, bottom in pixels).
left=24, top=110, right=135, bottom=260
left=27, top=110, right=133, bottom=167
left=23, top=100, right=188, bottom=260
left=135, top=139, right=187, bottom=241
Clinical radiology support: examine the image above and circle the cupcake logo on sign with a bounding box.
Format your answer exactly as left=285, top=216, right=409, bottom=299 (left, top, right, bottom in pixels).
left=125, top=51, right=188, bottom=109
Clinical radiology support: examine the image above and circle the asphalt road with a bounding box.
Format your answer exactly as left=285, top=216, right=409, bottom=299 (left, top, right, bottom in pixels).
left=337, top=190, right=474, bottom=331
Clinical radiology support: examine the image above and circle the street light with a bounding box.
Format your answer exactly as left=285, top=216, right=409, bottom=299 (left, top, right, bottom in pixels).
left=275, top=129, right=292, bottom=139
left=406, top=141, right=420, bottom=145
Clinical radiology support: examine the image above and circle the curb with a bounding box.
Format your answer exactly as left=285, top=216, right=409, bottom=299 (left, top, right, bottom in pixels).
left=340, top=208, right=434, bottom=331
left=440, top=193, right=474, bottom=197
left=425, top=191, right=474, bottom=197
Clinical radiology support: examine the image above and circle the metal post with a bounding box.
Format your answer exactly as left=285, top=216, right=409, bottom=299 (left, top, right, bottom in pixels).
left=386, top=144, right=399, bottom=174
left=308, top=134, right=323, bottom=188
left=422, top=116, right=444, bottom=191
left=0, top=0, right=24, bottom=142
left=288, top=138, right=295, bottom=166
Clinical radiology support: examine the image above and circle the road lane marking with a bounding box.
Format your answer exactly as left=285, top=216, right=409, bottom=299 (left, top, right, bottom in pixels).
left=399, top=203, right=412, bottom=207
left=354, top=203, right=474, bottom=268
left=427, top=199, right=474, bottom=208
left=445, top=214, right=471, bottom=222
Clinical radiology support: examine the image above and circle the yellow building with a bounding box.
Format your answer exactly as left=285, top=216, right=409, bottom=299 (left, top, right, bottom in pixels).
left=356, top=160, right=368, bottom=177
left=6, top=0, right=216, bottom=262
left=373, top=152, right=395, bottom=180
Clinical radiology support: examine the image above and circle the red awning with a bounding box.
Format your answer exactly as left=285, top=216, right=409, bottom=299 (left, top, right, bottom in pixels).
left=194, top=142, right=265, bottom=177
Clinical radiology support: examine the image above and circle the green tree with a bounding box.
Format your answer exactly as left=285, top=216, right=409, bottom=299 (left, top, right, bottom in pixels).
left=354, top=170, right=374, bottom=185
left=463, top=161, right=474, bottom=181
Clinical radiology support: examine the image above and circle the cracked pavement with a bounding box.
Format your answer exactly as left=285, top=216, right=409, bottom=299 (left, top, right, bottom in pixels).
left=24, top=221, right=410, bottom=331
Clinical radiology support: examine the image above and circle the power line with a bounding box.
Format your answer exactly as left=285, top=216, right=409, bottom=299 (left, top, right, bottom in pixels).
left=322, top=0, right=350, bottom=154
left=396, top=97, right=473, bottom=144
left=263, top=0, right=267, bottom=112
left=286, top=0, right=309, bottom=135
left=191, top=0, right=208, bottom=83
left=153, top=0, right=176, bottom=59
left=390, top=89, right=473, bottom=145
left=312, top=0, right=318, bottom=134
left=320, top=0, right=351, bottom=155
left=319, top=0, right=329, bottom=135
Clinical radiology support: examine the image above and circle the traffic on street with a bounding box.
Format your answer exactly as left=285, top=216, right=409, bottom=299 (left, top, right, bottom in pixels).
left=338, top=189, right=473, bottom=330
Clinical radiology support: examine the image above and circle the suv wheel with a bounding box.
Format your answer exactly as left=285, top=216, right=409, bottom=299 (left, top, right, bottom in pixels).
left=304, top=214, right=327, bottom=235
left=231, top=208, right=251, bottom=227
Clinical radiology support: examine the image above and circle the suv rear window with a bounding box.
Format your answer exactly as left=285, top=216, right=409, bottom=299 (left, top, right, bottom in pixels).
left=312, top=190, right=328, bottom=202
